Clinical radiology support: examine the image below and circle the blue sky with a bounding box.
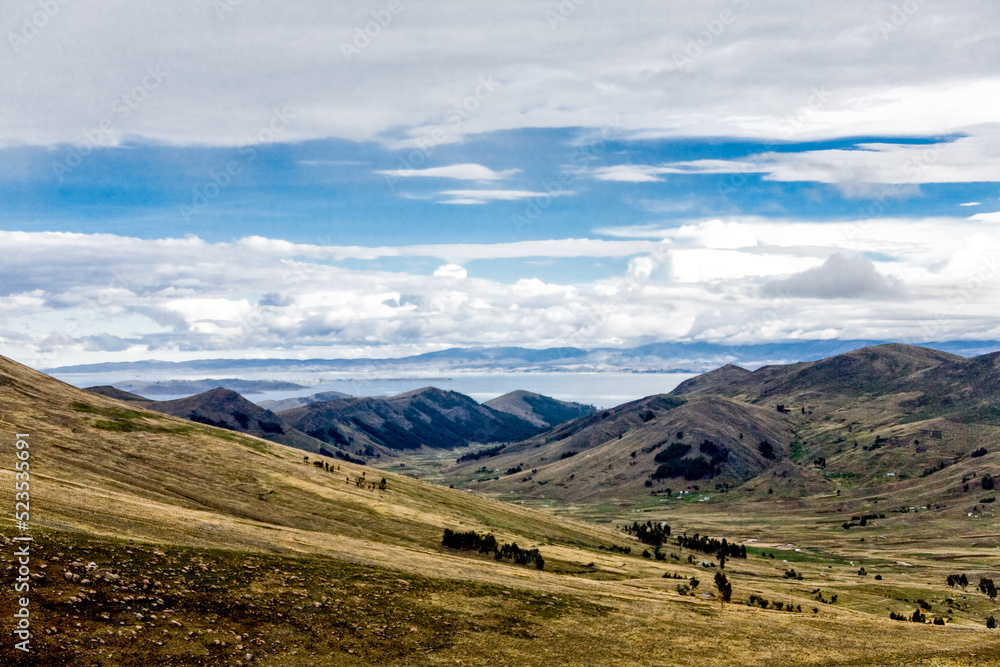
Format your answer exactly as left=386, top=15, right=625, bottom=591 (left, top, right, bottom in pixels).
left=2, top=1, right=1000, bottom=366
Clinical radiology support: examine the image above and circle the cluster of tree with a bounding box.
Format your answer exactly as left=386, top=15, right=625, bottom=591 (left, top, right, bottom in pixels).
left=971, top=447, right=989, bottom=458
left=598, top=544, right=632, bottom=554
left=922, top=460, right=952, bottom=477
left=783, top=568, right=804, bottom=580
left=747, top=594, right=802, bottom=612
left=889, top=609, right=938, bottom=623
left=650, top=440, right=728, bottom=481
left=457, top=444, right=506, bottom=463
left=505, top=464, right=524, bottom=475
left=305, top=456, right=345, bottom=473
left=560, top=450, right=578, bottom=459
left=714, top=571, right=732, bottom=605
left=841, top=513, right=883, bottom=529
left=979, top=577, right=997, bottom=600
left=758, top=440, right=776, bottom=460
left=982, top=474, right=995, bottom=491
left=345, top=473, right=387, bottom=491
left=946, top=573, right=970, bottom=589
left=675, top=533, right=746, bottom=561
left=811, top=588, right=837, bottom=604
left=863, top=435, right=886, bottom=452
left=319, top=447, right=366, bottom=464
left=441, top=529, right=544, bottom=570
left=621, top=520, right=671, bottom=546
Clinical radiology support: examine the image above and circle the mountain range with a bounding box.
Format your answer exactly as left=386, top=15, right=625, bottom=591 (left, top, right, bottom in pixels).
left=447, top=344, right=1000, bottom=507
left=87, top=384, right=593, bottom=463
left=46, top=339, right=1000, bottom=375
left=4, top=346, right=1000, bottom=663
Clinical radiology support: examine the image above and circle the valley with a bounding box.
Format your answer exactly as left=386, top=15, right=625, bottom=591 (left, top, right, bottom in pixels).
left=2, top=344, right=999, bottom=665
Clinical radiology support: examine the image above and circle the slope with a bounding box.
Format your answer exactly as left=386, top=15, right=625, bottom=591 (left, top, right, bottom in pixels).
left=3, top=355, right=1000, bottom=665
left=453, top=394, right=811, bottom=502
left=124, top=386, right=362, bottom=459
left=280, top=386, right=541, bottom=452
left=483, top=389, right=595, bottom=428
left=257, top=390, right=352, bottom=413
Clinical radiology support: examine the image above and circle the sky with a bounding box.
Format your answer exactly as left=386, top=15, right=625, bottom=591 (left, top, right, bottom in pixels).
left=2, top=0, right=1000, bottom=368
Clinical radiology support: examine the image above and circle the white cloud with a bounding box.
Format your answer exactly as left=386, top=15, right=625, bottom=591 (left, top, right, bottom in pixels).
left=3, top=221, right=1000, bottom=368
left=438, top=189, right=574, bottom=205
left=433, top=263, right=468, bottom=279
left=593, top=165, right=673, bottom=182
left=4, top=3, right=1000, bottom=147
left=615, top=125, right=1000, bottom=191
left=762, top=253, right=903, bottom=299
left=377, top=164, right=519, bottom=181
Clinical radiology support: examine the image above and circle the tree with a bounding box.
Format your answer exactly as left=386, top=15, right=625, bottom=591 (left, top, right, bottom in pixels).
left=988, top=616, right=997, bottom=629
left=714, top=571, right=732, bottom=609
left=982, top=474, right=995, bottom=491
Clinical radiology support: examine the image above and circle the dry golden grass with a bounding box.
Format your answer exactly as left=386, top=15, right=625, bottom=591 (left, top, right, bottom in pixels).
left=2, top=355, right=1000, bottom=665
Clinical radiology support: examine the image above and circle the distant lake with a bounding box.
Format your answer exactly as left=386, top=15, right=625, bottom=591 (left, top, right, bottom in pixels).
left=54, top=370, right=698, bottom=409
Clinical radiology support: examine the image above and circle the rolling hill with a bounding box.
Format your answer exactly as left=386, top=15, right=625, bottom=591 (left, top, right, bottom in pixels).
left=442, top=344, right=1000, bottom=506
left=278, top=387, right=542, bottom=453
left=483, top=389, right=595, bottom=428
left=257, top=390, right=353, bottom=413
left=116, top=386, right=360, bottom=458
left=3, top=353, right=1000, bottom=665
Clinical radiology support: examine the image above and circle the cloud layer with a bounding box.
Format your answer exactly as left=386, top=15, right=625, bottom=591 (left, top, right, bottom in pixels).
left=3, top=2, right=1000, bottom=148
left=3, top=215, right=999, bottom=367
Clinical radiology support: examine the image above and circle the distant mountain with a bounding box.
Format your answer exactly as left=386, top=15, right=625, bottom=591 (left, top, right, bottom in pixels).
left=105, top=378, right=307, bottom=396
left=257, top=390, right=353, bottom=413
left=279, top=387, right=542, bottom=452
left=105, top=387, right=361, bottom=460
left=484, top=390, right=595, bottom=428
left=446, top=343, right=1000, bottom=502
left=86, top=385, right=149, bottom=402
left=47, top=340, right=1000, bottom=376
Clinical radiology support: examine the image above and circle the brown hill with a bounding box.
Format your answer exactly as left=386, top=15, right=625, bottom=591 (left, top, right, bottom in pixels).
left=280, top=386, right=541, bottom=451
left=483, top=389, right=595, bottom=428
left=86, top=385, right=149, bottom=402
left=125, top=387, right=363, bottom=460
left=452, top=394, right=803, bottom=502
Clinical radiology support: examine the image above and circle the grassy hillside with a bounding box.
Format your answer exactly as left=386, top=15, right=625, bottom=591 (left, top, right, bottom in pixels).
left=483, top=390, right=595, bottom=428
left=2, top=354, right=1000, bottom=665
left=279, top=386, right=541, bottom=453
